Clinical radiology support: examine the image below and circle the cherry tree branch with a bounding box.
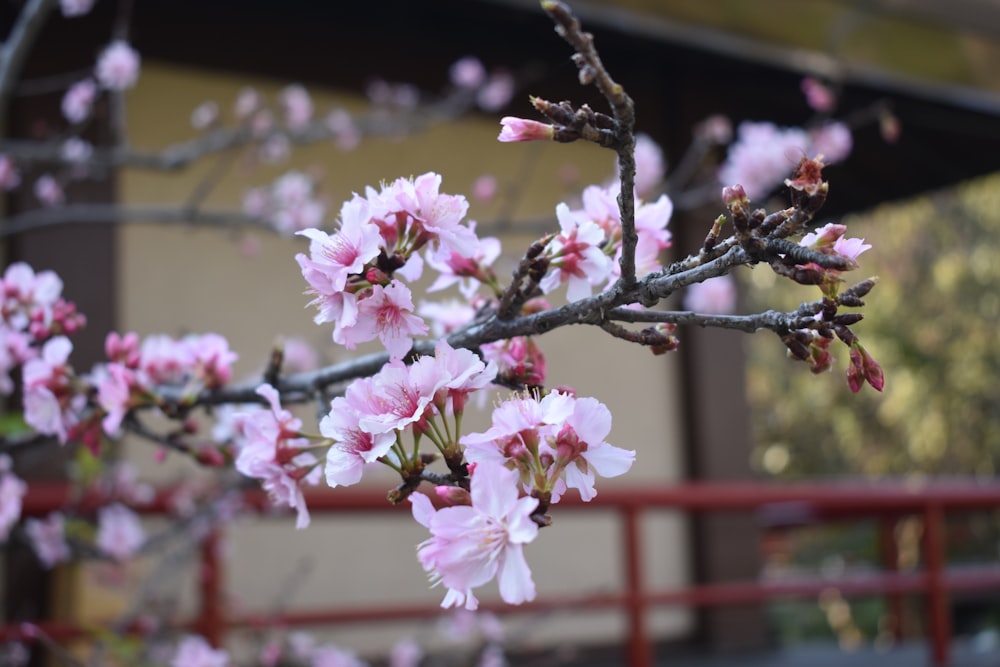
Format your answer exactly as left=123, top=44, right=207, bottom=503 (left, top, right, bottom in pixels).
left=0, top=0, right=58, bottom=130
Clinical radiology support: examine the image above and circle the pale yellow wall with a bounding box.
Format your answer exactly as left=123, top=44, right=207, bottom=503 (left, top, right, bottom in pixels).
left=117, top=63, right=691, bottom=653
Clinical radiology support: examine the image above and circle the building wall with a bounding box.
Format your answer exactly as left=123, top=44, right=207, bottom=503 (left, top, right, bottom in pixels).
left=116, top=63, right=692, bottom=653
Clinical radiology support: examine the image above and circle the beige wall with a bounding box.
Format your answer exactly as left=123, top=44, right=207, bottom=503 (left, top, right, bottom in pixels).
left=117, top=63, right=691, bottom=653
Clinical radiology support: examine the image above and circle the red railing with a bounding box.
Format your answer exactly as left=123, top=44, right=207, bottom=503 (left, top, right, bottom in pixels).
left=7, top=480, right=1000, bottom=666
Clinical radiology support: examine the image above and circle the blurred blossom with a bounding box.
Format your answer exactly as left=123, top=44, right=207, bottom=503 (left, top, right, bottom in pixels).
left=95, top=41, right=140, bottom=91
left=62, top=137, right=93, bottom=163
left=34, top=175, right=64, bottom=207
left=801, top=77, right=835, bottom=112
left=25, top=513, right=70, bottom=568
left=810, top=122, right=852, bottom=164
left=95, top=503, right=145, bottom=561
left=60, top=0, right=94, bottom=17
left=472, top=174, right=498, bottom=203
left=696, top=114, right=733, bottom=145
left=61, top=78, right=97, bottom=123
left=280, top=84, right=313, bottom=131
left=190, top=101, right=219, bottom=129
left=684, top=275, right=737, bottom=314
left=0, top=155, right=21, bottom=190
left=234, top=86, right=262, bottom=119
left=450, top=56, right=487, bottom=89
left=477, top=71, right=515, bottom=111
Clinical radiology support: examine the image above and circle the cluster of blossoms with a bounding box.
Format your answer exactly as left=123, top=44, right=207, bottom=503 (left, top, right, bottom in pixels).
left=718, top=120, right=852, bottom=200
left=296, top=172, right=496, bottom=360
left=243, top=171, right=327, bottom=235
left=21, top=329, right=237, bottom=451
left=0, top=262, right=85, bottom=395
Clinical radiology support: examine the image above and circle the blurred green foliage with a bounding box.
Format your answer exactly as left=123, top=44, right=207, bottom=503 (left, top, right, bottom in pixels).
left=745, top=172, right=1000, bottom=478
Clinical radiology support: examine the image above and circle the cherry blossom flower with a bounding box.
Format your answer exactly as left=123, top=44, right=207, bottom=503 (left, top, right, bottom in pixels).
left=280, top=84, right=313, bottom=131
left=478, top=71, right=515, bottom=111
left=0, top=154, right=20, bottom=190
left=410, top=462, right=539, bottom=610
left=296, top=197, right=381, bottom=295
left=389, top=638, right=423, bottom=667
left=498, top=117, right=553, bottom=143
left=391, top=172, right=475, bottom=258
left=472, top=174, right=498, bottom=202
left=234, top=87, right=261, bottom=119
left=171, top=635, right=230, bottom=667
left=343, top=281, right=427, bottom=361
left=540, top=204, right=613, bottom=301
left=0, top=327, right=34, bottom=395
left=234, top=384, right=320, bottom=528
left=684, top=275, right=737, bottom=314
left=59, top=0, right=94, bottom=17
left=95, top=41, right=141, bottom=91
left=481, top=336, right=546, bottom=387
left=190, top=101, right=219, bottom=129
left=95, top=362, right=135, bottom=436
left=0, top=455, right=27, bottom=542
left=61, top=79, right=97, bottom=123
left=23, top=336, right=81, bottom=443
left=95, top=503, right=145, bottom=561
left=25, top=512, right=71, bottom=568
left=801, top=76, right=835, bottom=112
left=450, top=56, right=487, bottom=89
left=321, top=377, right=397, bottom=488
left=810, top=122, right=853, bottom=164
left=33, top=175, right=64, bottom=207
left=426, top=227, right=501, bottom=299
left=719, top=121, right=810, bottom=200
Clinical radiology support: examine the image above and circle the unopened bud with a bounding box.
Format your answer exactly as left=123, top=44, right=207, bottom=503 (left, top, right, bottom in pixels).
left=722, top=184, right=748, bottom=207
left=498, top=116, right=555, bottom=143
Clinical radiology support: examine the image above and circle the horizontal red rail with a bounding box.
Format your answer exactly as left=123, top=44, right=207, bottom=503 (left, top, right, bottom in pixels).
left=8, top=480, right=1000, bottom=666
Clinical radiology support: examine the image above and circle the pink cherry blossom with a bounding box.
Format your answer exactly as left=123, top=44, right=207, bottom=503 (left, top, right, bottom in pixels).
left=171, top=635, right=230, bottom=667
left=684, top=275, right=737, bottom=314
left=810, top=122, right=853, bottom=164
left=343, top=281, right=427, bottom=361
left=187, top=333, right=238, bottom=388
left=417, top=299, right=476, bottom=337
left=296, top=196, right=381, bottom=295
left=234, top=384, right=319, bottom=528
left=480, top=336, right=546, bottom=387
left=234, top=87, right=261, bottom=119
left=617, top=133, right=665, bottom=199
left=540, top=204, right=613, bottom=301
left=60, top=0, right=94, bottom=17
left=61, top=78, right=97, bottom=123
left=719, top=121, right=810, bottom=200
left=25, top=512, right=71, bottom=568
left=450, top=56, right=487, bottom=89
left=95, top=41, right=141, bottom=91
left=498, top=117, right=553, bottom=143
left=190, top=101, right=219, bottom=129
left=22, top=336, right=80, bottom=443
left=321, top=377, right=397, bottom=488
left=0, top=455, right=27, bottom=542
left=354, top=358, right=449, bottom=436
left=392, top=172, right=475, bottom=258
left=426, top=226, right=501, bottom=299
left=95, top=503, right=145, bottom=561
left=410, top=461, right=539, bottom=610
left=0, top=154, right=20, bottom=190
left=34, top=174, right=64, bottom=207
left=477, top=71, right=515, bottom=111
left=0, top=327, right=34, bottom=395
left=801, top=77, right=835, bottom=112
left=95, top=362, right=135, bottom=436
left=280, top=84, right=313, bottom=131
left=472, top=174, right=498, bottom=202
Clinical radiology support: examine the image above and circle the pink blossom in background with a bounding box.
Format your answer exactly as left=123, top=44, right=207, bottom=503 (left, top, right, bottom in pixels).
left=138, top=334, right=193, bottom=386
left=61, top=137, right=93, bottom=163
left=242, top=187, right=268, bottom=218
left=188, top=332, right=238, bottom=388
left=0, top=455, right=27, bottom=542
left=280, top=84, right=314, bottom=131
left=810, top=121, right=853, bottom=164
left=95, top=503, right=145, bottom=560
left=477, top=70, right=515, bottom=111
left=683, top=275, right=737, bottom=314
left=95, top=41, right=140, bottom=91
left=3, top=262, right=64, bottom=331
left=0, top=327, right=33, bottom=395
left=309, top=644, right=366, bottom=667
left=171, top=635, right=230, bottom=667
left=801, top=77, right=836, bottom=112
left=389, top=638, right=423, bottom=667
left=25, top=512, right=70, bottom=568
left=410, top=462, right=539, bottom=610
left=33, top=175, right=64, bottom=207
left=259, top=134, right=291, bottom=164
left=450, top=56, right=487, bottom=89
left=61, top=78, right=97, bottom=123
left=0, top=154, right=20, bottom=191
left=269, top=171, right=325, bottom=234
left=234, top=86, right=261, bottom=119
left=59, top=0, right=94, bottom=17
left=696, top=114, right=733, bottom=144
left=22, top=336, right=80, bottom=443
left=417, top=300, right=476, bottom=337
left=497, top=117, right=553, bottom=143
left=190, top=101, right=219, bottom=129
left=392, top=83, right=420, bottom=109
left=95, top=362, right=134, bottom=436
left=281, top=337, right=319, bottom=373
left=719, top=121, right=810, bottom=200
left=472, top=174, right=498, bottom=203
left=325, top=109, right=360, bottom=151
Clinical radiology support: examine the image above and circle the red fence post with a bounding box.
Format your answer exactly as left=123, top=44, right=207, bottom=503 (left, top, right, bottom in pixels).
left=622, top=504, right=651, bottom=667
left=878, top=515, right=903, bottom=640
left=196, top=528, right=224, bottom=647
left=923, top=503, right=950, bottom=666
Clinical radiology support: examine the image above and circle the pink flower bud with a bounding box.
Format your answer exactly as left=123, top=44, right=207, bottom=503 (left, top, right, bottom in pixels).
left=498, top=117, right=554, bottom=143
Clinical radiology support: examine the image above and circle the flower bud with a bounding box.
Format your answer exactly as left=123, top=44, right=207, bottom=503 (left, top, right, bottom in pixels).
left=498, top=117, right=555, bottom=143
